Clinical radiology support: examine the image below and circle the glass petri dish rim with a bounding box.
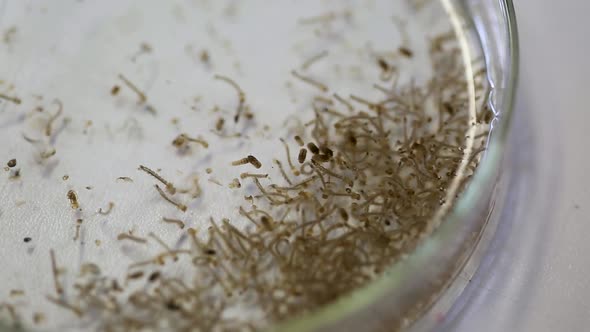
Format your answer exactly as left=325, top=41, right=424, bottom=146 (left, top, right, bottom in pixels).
left=273, top=0, right=519, bottom=331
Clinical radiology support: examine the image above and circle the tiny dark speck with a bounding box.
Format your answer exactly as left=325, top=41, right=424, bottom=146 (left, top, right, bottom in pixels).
left=574, top=204, right=580, bottom=209
left=166, top=301, right=180, bottom=311
left=23, top=237, right=32, bottom=243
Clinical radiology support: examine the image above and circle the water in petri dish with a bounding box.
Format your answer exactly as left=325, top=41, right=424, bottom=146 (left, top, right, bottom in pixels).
left=0, top=0, right=489, bottom=330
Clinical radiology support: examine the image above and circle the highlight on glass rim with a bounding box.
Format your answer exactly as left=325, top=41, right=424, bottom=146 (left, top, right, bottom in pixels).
left=0, top=0, right=515, bottom=331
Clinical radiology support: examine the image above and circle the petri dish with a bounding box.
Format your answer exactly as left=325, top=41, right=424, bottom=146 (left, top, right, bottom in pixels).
left=0, top=0, right=517, bottom=331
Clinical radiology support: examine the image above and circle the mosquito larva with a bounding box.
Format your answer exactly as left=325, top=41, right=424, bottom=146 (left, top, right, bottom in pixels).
left=117, top=176, right=133, bottom=182
left=98, top=202, right=114, bottom=215
left=311, top=160, right=352, bottom=186
left=162, top=217, right=185, bottom=229
left=46, top=296, right=83, bottom=317
left=274, top=159, right=293, bottom=185
left=187, top=227, right=201, bottom=248
left=229, top=178, right=241, bottom=189
left=0, top=93, right=21, bottom=104
left=298, top=11, right=338, bottom=25
left=49, top=249, right=63, bottom=295
left=307, top=142, right=320, bottom=154
left=155, top=249, right=186, bottom=265
left=155, top=184, right=187, bottom=212
left=9, top=168, right=21, bottom=180
left=0, top=302, right=18, bottom=322
left=214, top=74, right=246, bottom=123
left=22, top=134, right=39, bottom=144
left=73, top=224, right=81, bottom=241
left=118, top=74, right=147, bottom=104
left=148, top=271, right=161, bottom=282
left=117, top=233, right=147, bottom=244
left=216, top=117, right=225, bottom=131
left=244, top=195, right=254, bottom=204
left=240, top=172, right=268, bottom=179
left=349, top=94, right=378, bottom=109
left=145, top=104, right=157, bottom=115
left=138, top=165, right=176, bottom=195
left=231, top=157, right=249, bottom=166
left=338, top=208, right=349, bottom=221
left=40, top=147, right=56, bottom=159
left=127, top=271, right=145, bottom=280
left=377, top=58, right=389, bottom=72
left=45, top=99, right=63, bottom=136
left=320, top=146, right=333, bottom=157
left=312, top=153, right=331, bottom=163
left=398, top=46, right=414, bottom=58
left=280, top=138, right=299, bottom=176
left=291, top=70, right=328, bottom=92
left=333, top=93, right=354, bottom=112
left=164, top=300, right=182, bottom=312
left=182, top=176, right=202, bottom=198
left=294, top=136, right=304, bottom=147
left=171, top=135, right=187, bottom=149
left=239, top=206, right=262, bottom=228
left=211, top=130, right=242, bottom=139
left=248, top=155, right=262, bottom=169
left=260, top=216, right=274, bottom=231
left=200, top=50, right=210, bottom=64
left=377, top=57, right=396, bottom=81
left=80, top=263, right=102, bottom=276
left=208, top=178, right=223, bottom=186
left=298, top=148, right=307, bottom=164
left=172, top=134, right=209, bottom=149
left=301, top=50, right=329, bottom=70
left=231, top=155, right=262, bottom=169
left=67, top=190, right=79, bottom=210
left=33, top=312, right=45, bottom=324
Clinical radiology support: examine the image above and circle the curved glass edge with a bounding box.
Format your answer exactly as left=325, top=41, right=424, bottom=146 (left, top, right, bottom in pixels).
left=274, top=0, right=519, bottom=331
left=408, top=0, right=520, bottom=328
